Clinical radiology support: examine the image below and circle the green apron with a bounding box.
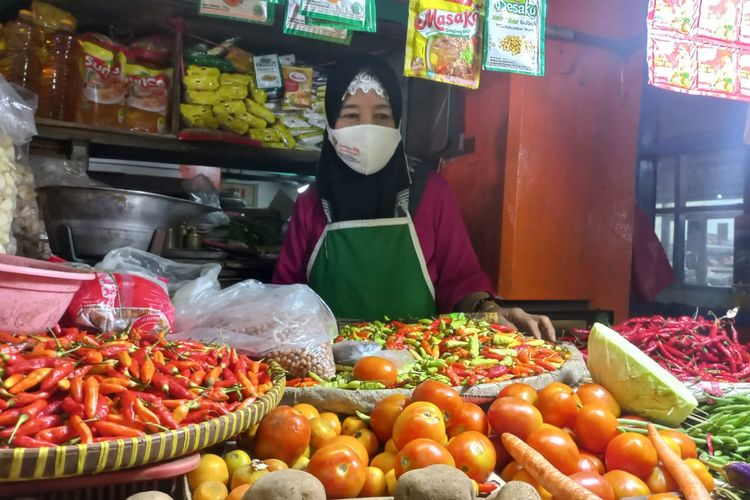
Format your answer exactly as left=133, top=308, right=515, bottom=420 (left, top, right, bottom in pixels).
left=307, top=195, right=436, bottom=321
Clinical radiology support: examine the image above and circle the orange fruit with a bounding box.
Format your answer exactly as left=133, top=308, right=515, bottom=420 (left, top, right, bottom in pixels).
left=230, top=463, right=269, bottom=490
left=370, top=452, right=397, bottom=473
left=192, top=481, right=228, bottom=500
left=385, top=439, right=398, bottom=454
left=262, top=459, right=288, bottom=472
left=385, top=469, right=397, bottom=495
left=353, top=428, right=379, bottom=458
left=227, top=483, right=251, bottom=500
left=223, top=450, right=251, bottom=479
left=293, top=403, right=320, bottom=421
left=187, top=454, right=229, bottom=491
left=360, top=466, right=387, bottom=497
left=342, top=416, right=368, bottom=436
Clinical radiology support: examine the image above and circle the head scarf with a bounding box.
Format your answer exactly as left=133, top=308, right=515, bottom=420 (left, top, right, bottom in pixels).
left=316, top=55, right=411, bottom=222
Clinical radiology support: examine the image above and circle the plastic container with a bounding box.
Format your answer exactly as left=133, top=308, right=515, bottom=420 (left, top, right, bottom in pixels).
left=38, top=21, right=78, bottom=121
left=0, top=19, right=45, bottom=95
left=0, top=254, right=95, bottom=333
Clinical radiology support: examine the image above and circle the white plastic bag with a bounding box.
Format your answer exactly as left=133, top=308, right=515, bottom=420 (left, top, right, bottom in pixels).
left=172, top=281, right=338, bottom=377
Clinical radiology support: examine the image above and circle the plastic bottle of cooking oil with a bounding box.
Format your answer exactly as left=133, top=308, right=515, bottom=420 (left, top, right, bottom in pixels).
left=0, top=19, right=45, bottom=95
left=37, top=20, right=78, bottom=121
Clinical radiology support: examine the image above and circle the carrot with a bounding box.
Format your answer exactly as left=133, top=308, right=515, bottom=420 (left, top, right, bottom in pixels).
left=647, top=423, right=711, bottom=500
left=501, top=433, right=601, bottom=500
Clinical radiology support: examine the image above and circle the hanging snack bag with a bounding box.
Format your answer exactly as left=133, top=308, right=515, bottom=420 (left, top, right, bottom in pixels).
left=404, top=0, right=484, bottom=89
left=696, top=42, right=738, bottom=96
left=124, top=59, right=172, bottom=134
left=78, top=34, right=127, bottom=128
left=696, top=0, right=739, bottom=42
left=647, top=0, right=700, bottom=34
left=301, top=0, right=373, bottom=31
left=483, top=0, right=546, bottom=76
left=199, top=0, right=275, bottom=26
left=253, top=54, right=283, bottom=93
left=284, top=0, right=353, bottom=45
left=305, top=1, right=377, bottom=33
left=647, top=31, right=697, bottom=92
left=282, top=65, right=313, bottom=110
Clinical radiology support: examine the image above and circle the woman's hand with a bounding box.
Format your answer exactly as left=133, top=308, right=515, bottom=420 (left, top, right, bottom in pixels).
left=496, top=307, right=556, bottom=342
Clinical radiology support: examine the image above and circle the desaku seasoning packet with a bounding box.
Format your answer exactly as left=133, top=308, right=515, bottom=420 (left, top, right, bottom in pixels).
left=404, top=0, right=484, bottom=89
left=483, top=0, right=546, bottom=76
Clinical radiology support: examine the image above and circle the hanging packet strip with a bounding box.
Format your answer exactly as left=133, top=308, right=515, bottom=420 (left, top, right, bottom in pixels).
left=647, top=0, right=700, bottom=34
left=301, top=0, right=375, bottom=32
left=284, top=0, right=353, bottom=45
left=305, top=1, right=377, bottom=33
left=483, top=0, right=546, bottom=76
left=404, top=0, right=484, bottom=89
left=199, top=0, right=275, bottom=26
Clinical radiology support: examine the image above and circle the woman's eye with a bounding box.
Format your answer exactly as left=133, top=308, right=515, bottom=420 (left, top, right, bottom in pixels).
left=376, top=114, right=392, bottom=120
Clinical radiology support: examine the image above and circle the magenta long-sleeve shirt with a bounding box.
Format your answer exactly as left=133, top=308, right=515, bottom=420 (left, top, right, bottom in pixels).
left=272, top=171, right=494, bottom=313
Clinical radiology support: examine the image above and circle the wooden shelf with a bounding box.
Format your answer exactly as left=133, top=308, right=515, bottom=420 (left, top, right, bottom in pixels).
left=34, top=119, right=319, bottom=176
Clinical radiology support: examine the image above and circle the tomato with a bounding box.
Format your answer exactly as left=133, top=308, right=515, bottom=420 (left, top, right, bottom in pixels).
left=448, top=402, right=489, bottom=437
left=318, top=435, right=369, bottom=465
left=394, top=438, right=455, bottom=478
left=353, top=429, right=379, bottom=459
left=369, top=394, right=410, bottom=443
left=446, top=431, right=497, bottom=482
left=574, top=404, right=619, bottom=454
left=605, top=433, right=658, bottom=480
left=497, top=383, right=538, bottom=404
left=645, top=465, right=678, bottom=494
left=310, top=417, right=338, bottom=451
left=603, top=470, right=651, bottom=498
left=575, top=383, right=621, bottom=417
left=411, top=380, right=463, bottom=425
left=658, top=429, right=698, bottom=459
left=352, top=357, right=398, bottom=388
left=578, top=451, right=606, bottom=475
left=318, top=412, right=342, bottom=436
left=307, top=445, right=366, bottom=499
left=535, top=387, right=579, bottom=428
left=541, top=382, right=574, bottom=394
left=488, top=434, right=513, bottom=471
left=526, top=426, right=580, bottom=475
left=684, top=458, right=715, bottom=492
left=392, top=402, right=447, bottom=450
left=570, top=471, right=616, bottom=500
left=513, top=469, right=553, bottom=500
left=370, top=452, right=396, bottom=473
left=500, top=461, right=523, bottom=482
left=341, top=416, right=368, bottom=436
left=487, top=397, right=543, bottom=440
left=359, top=466, right=387, bottom=497
left=254, top=406, right=311, bottom=466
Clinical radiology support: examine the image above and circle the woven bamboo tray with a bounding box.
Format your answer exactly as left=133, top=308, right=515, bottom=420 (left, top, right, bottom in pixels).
left=0, top=362, right=285, bottom=482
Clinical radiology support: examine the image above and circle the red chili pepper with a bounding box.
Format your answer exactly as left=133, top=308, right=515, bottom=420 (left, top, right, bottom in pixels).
left=36, top=425, right=74, bottom=445
left=9, top=390, right=52, bottom=408
left=38, top=399, right=63, bottom=417
left=70, top=365, right=93, bottom=379
left=70, top=415, right=93, bottom=445
left=0, top=415, right=61, bottom=441
left=11, top=435, right=55, bottom=448
left=39, top=361, right=75, bottom=392
left=180, top=409, right=212, bottom=425
left=6, top=357, right=60, bottom=375
left=83, top=377, right=99, bottom=419
left=93, top=420, right=146, bottom=438
left=62, top=397, right=85, bottom=418
left=151, top=400, right=178, bottom=430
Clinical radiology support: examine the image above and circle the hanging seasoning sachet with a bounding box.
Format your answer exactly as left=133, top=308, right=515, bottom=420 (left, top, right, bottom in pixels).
left=404, top=0, right=484, bottom=89
left=483, top=0, right=546, bottom=76
left=284, top=0, right=353, bottom=45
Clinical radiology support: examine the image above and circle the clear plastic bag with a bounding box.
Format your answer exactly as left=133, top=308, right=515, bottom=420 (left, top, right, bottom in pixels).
left=331, top=341, right=382, bottom=366
left=0, top=76, right=37, bottom=255
left=172, top=281, right=337, bottom=377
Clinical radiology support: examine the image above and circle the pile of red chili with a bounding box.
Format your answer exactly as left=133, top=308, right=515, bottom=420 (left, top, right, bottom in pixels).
left=0, top=327, right=273, bottom=448
left=561, top=315, right=750, bottom=382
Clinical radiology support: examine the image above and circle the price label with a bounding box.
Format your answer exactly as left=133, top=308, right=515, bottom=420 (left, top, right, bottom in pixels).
left=199, top=0, right=270, bottom=24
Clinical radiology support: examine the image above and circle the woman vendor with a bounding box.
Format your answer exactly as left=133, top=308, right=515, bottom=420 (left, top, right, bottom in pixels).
left=273, top=55, right=554, bottom=341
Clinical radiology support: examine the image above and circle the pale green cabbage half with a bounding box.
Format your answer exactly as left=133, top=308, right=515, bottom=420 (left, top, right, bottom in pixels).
left=587, top=323, right=698, bottom=427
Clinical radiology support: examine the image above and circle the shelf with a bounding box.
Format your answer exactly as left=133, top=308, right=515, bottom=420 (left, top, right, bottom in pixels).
left=34, top=119, right=319, bottom=176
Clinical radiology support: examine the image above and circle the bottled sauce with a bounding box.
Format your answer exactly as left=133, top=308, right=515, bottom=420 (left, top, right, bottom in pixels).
left=77, top=34, right=126, bottom=128
left=0, top=19, right=44, bottom=95
left=37, top=20, right=78, bottom=121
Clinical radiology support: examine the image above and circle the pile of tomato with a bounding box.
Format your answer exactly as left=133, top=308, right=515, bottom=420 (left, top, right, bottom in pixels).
left=491, top=382, right=713, bottom=499
left=241, top=379, right=713, bottom=499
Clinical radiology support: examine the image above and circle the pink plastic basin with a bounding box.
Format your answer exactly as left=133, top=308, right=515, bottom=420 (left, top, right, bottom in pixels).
left=0, top=254, right=96, bottom=333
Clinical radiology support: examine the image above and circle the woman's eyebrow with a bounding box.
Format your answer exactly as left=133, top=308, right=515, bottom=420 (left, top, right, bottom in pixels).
left=340, top=103, right=359, bottom=111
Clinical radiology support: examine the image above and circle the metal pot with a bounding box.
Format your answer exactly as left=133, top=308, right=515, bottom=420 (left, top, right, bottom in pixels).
left=37, top=186, right=219, bottom=259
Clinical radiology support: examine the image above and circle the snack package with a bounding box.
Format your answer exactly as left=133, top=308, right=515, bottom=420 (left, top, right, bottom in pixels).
left=483, top=0, right=546, bottom=76
left=216, top=84, right=249, bottom=101
left=180, top=103, right=218, bottom=129
left=739, top=51, right=750, bottom=97
left=404, top=0, right=483, bottom=89
left=130, top=34, right=173, bottom=67
left=66, top=272, right=176, bottom=334
left=741, top=0, right=750, bottom=43
left=199, top=0, right=275, bottom=26
left=648, top=30, right=697, bottom=92
left=185, top=89, right=221, bottom=105
left=78, top=34, right=127, bottom=128
left=253, top=54, right=283, bottom=93
left=696, top=0, right=740, bottom=41
left=282, top=65, right=313, bottom=110
left=246, top=98, right=277, bottom=123
left=220, top=73, right=252, bottom=87
left=696, top=42, right=738, bottom=95
left=284, top=0, right=353, bottom=45
left=647, top=0, right=700, bottom=34
left=184, top=74, right=220, bottom=91
left=301, top=0, right=375, bottom=32
left=124, top=61, right=172, bottom=134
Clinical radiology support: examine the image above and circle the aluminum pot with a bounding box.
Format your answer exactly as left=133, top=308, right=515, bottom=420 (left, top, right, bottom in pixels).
left=37, top=186, right=219, bottom=259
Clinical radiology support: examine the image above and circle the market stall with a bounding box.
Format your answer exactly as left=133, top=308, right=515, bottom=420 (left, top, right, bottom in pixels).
left=0, top=0, right=749, bottom=499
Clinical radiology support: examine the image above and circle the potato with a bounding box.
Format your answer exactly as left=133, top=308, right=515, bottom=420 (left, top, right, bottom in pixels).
left=487, top=481, right=542, bottom=500
left=125, top=492, right=174, bottom=500
left=394, top=464, right=475, bottom=500
left=246, top=469, right=325, bottom=500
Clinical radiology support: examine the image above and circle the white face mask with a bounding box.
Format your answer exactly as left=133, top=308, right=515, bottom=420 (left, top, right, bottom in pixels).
left=327, top=124, right=402, bottom=176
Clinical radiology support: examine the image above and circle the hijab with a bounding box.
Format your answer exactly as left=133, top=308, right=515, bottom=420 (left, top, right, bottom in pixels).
left=316, top=55, right=412, bottom=222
